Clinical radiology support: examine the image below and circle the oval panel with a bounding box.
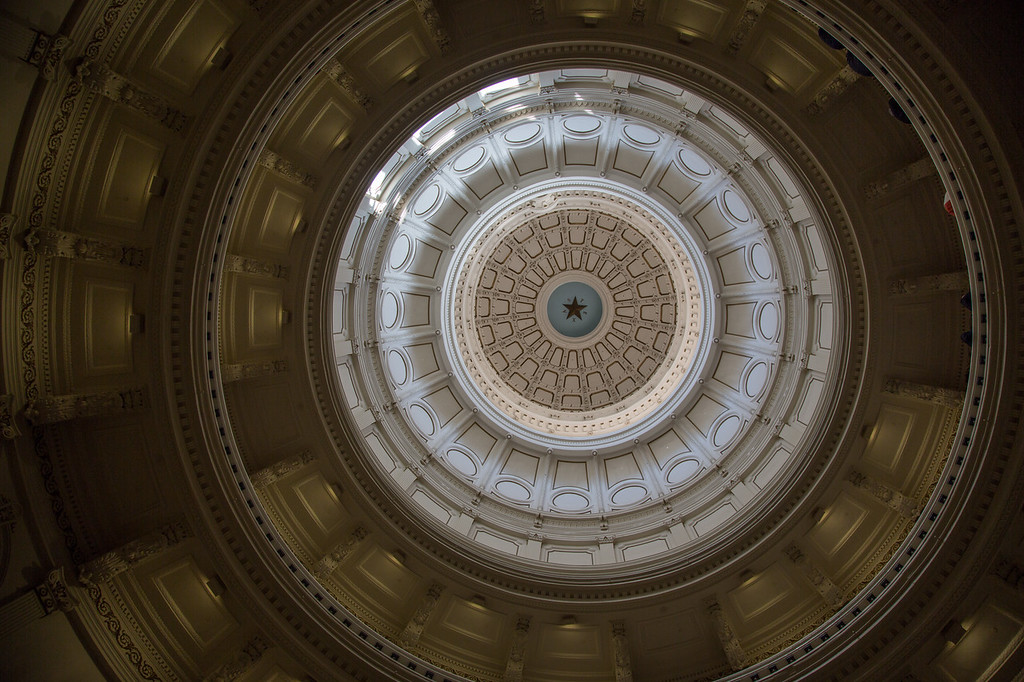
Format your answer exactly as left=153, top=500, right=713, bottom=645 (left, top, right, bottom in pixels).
left=389, top=234, right=413, bottom=269
left=496, top=480, right=531, bottom=501
left=409, top=404, right=436, bottom=436
left=712, top=415, right=742, bottom=448
left=666, top=459, right=701, bottom=485
left=414, top=184, right=442, bottom=215
left=446, top=448, right=478, bottom=477
left=623, top=124, right=659, bottom=145
left=750, top=242, right=773, bottom=279
left=611, top=485, right=647, bottom=506
left=380, top=292, right=400, bottom=328
left=758, top=301, right=779, bottom=340
left=679, top=148, right=712, bottom=176
left=504, top=122, right=542, bottom=144
left=453, top=145, right=486, bottom=172
left=563, top=115, right=602, bottom=134
left=386, top=350, right=408, bottom=385
left=551, top=491, right=590, bottom=511
left=723, top=189, right=751, bottom=222
left=745, top=361, right=769, bottom=398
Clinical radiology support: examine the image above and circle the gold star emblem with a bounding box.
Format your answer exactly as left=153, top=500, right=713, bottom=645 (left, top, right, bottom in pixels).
left=563, top=296, right=587, bottom=321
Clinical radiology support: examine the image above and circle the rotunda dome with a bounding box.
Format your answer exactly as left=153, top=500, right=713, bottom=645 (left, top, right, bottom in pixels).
left=2, top=2, right=1020, bottom=682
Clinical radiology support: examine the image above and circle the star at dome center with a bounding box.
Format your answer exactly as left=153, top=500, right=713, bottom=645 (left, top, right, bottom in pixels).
left=563, top=297, right=586, bottom=320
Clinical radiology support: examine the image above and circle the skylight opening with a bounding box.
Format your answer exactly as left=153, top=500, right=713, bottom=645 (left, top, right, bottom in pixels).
left=479, top=76, right=524, bottom=98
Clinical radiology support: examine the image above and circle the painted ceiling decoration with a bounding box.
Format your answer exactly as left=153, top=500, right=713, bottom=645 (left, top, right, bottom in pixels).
left=1, top=1, right=1021, bottom=682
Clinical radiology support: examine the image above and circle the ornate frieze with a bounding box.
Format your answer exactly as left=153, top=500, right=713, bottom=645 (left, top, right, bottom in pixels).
left=806, top=66, right=860, bottom=115
left=83, top=62, right=189, bottom=132
left=256, top=149, right=318, bottom=190
left=611, top=620, right=634, bottom=682
left=883, top=377, right=965, bottom=410
left=78, top=520, right=194, bottom=584
left=629, top=0, right=646, bottom=24
left=502, top=614, right=531, bottom=682
left=24, top=387, right=147, bottom=425
left=411, top=0, right=452, bottom=55
left=888, top=271, right=969, bottom=296
left=205, top=634, right=269, bottom=681
left=221, top=359, right=288, bottom=383
left=322, top=59, right=373, bottom=110
left=846, top=470, right=920, bottom=518
left=784, top=545, right=844, bottom=608
left=313, top=526, right=368, bottom=578
left=729, top=0, right=768, bottom=53
left=250, top=450, right=317, bottom=489
left=398, top=582, right=445, bottom=647
left=705, top=597, right=746, bottom=670
left=864, top=157, right=936, bottom=199
left=23, top=227, right=147, bottom=268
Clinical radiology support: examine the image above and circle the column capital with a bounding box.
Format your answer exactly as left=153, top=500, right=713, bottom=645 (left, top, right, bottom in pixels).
left=35, top=567, right=78, bottom=614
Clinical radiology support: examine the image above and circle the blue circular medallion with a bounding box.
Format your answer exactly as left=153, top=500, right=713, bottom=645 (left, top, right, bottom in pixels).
left=547, top=282, right=602, bottom=338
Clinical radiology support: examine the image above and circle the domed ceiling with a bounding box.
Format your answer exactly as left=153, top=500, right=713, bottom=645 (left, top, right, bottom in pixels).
left=1, top=1, right=1022, bottom=682
left=335, top=72, right=844, bottom=571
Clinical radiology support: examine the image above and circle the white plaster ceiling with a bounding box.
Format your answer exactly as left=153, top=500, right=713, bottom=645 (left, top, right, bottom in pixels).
left=331, top=70, right=840, bottom=567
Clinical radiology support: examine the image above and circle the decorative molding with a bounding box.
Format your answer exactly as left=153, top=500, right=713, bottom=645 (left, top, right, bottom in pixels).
left=991, top=557, right=1024, bottom=592
left=728, top=0, right=768, bottom=53
left=611, top=620, right=634, bottom=682
left=256, top=148, right=318, bottom=189
left=528, top=0, right=545, bottom=24
left=888, top=271, right=969, bottom=296
left=411, top=0, right=452, bottom=55
left=805, top=65, right=859, bottom=115
left=221, top=359, right=289, bottom=383
left=85, top=582, right=161, bottom=679
left=83, top=62, right=189, bottom=132
left=502, top=614, right=531, bottom=682
left=322, top=59, right=373, bottom=110
left=630, top=0, right=647, bottom=24
left=846, top=470, right=919, bottom=518
left=0, top=494, right=22, bottom=529
left=34, top=567, right=78, bottom=614
left=250, top=450, right=317, bottom=489
left=705, top=596, right=746, bottom=670
left=863, top=157, right=936, bottom=199
left=313, top=525, right=368, bottom=578
left=784, top=545, right=844, bottom=608
left=224, top=253, right=289, bottom=279
left=24, top=387, right=148, bottom=425
left=0, top=591, right=47, bottom=640
left=0, top=394, right=20, bottom=440
left=23, top=227, right=147, bottom=267
left=883, top=377, right=965, bottom=410
left=78, top=520, right=194, bottom=584
left=0, top=214, right=16, bottom=259
left=204, top=634, right=269, bottom=681
left=25, top=31, right=70, bottom=81
left=398, top=582, right=445, bottom=647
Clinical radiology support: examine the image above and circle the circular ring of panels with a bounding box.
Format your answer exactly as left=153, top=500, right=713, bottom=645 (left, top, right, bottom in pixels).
left=337, top=70, right=841, bottom=567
